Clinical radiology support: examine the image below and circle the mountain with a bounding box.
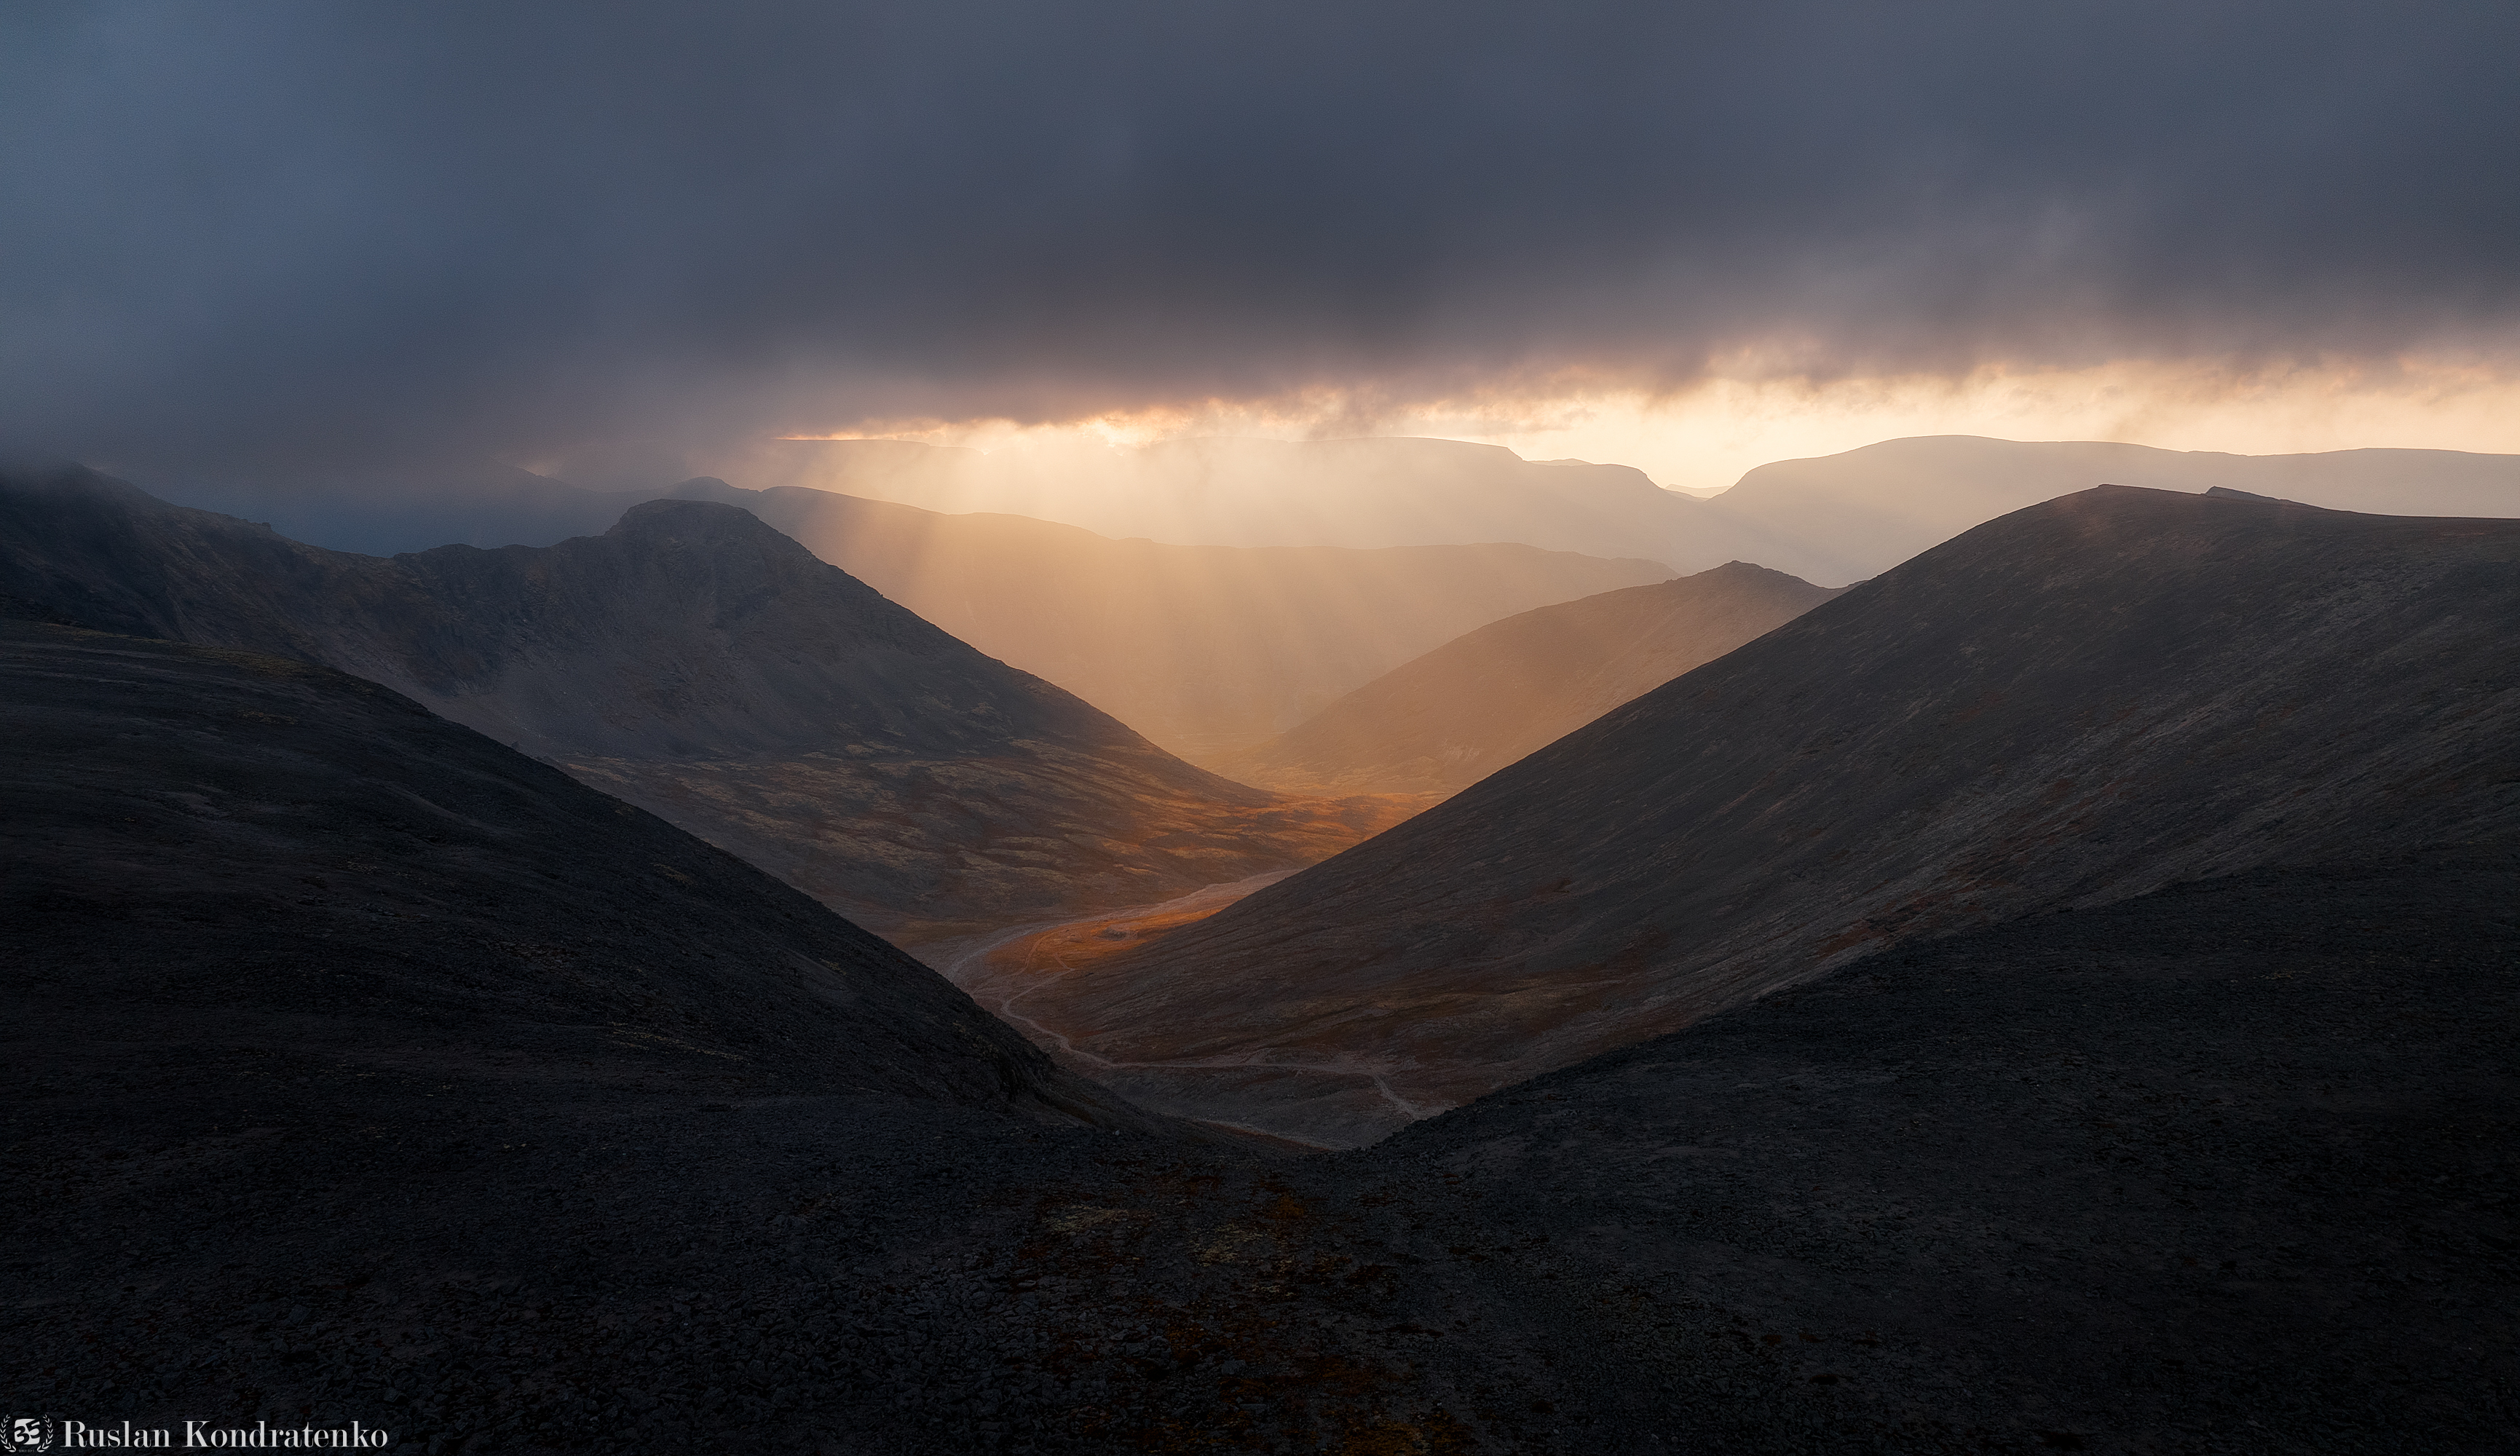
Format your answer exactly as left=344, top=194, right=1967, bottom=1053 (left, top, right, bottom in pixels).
left=1700, top=435, right=2520, bottom=584
left=12, top=611, right=2508, bottom=1452
left=1375, top=851, right=2519, bottom=1451
left=1210, top=561, right=1843, bottom=795
left=0, top=614, right=1126, bottom=1122
left=0, top=464, right=1418, bottom=944
left=700, top=483, right=1677, bottom=760
left=738, top=433, right=2520, bottom=586
left=1007, top=486, right=2520, bottom=1146
left=132, top=466, right=1680, bottom=761
left=141, top=436, right=2520, bottom=597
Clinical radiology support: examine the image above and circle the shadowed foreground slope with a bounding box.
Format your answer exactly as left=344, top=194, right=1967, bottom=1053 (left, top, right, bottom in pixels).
left=1042, top=487, right=2520, bottom=1145
left=9, top=632, right=2510, bottom=1452
left=0, top=466, right=1418, bottom=943
left=1214, top=561, right=1842, bottom=795
left=0, top=618, right=1128, bottom=1123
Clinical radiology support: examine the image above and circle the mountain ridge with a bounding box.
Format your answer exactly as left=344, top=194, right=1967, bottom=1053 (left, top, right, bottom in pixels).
left=0, top=464, right=1417, bottom=943
left=1212, top=560, right=1843, bottom=795
left=1019, top=486, right=2520, bottom=1144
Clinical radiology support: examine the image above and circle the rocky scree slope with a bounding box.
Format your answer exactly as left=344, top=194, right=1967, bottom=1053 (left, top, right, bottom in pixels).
left=1213, top=561, right=1843, bottom=796
left=0, top=464, right=1411, bottom=943
left=1040, top=486, right=2520, bottom=1145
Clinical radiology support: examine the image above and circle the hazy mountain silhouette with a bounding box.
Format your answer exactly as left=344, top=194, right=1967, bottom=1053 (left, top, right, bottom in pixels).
left=1016, top=487, right=2520, bottom=1145
left=0, top=465, right=1418, bottom=943
left=699, top=482, right=1676, bottom=760
left=747, top=435, right=1708, bottom=559
left=1212, top=561, right=1842, bottom=795
left=749, top=434, right=2520, bottom=587
left=134, top=459, right=621, bottom=557
left=147, top=436, right=2520, bottom=598
left=1701, top=435, right=2520, bottom=585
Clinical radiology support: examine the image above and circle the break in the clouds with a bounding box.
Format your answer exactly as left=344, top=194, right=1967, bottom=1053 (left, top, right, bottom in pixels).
left=3, top=0, right=2516, bottom=475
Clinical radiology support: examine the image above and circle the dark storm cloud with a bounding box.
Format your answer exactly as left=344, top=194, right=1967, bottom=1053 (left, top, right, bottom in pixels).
left=3, top=0, right=2515, bottom=471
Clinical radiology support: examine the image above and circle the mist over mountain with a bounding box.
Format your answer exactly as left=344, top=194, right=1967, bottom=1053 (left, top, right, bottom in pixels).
left=735, top=434, right=2520, bottom=587
left=1016, top=487, right=2520, bottom=1145
left=147, top=434, right=2520, bottom=605
left=723, top=483, right=1674, bottom=759
left=1214, top=562, right=1841, bottom=796
left=1702, top=435, right=2520, bottom=585
left=744, top=436, right=1707, bottom=561
left=0, top=464, right=1414, bottom=943
left=153, top=461, right=635, bottom=558
left=141, top=464, right=1676, bottom=760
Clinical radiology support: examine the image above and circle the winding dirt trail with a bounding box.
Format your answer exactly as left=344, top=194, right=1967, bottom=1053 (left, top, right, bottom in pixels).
left=927, top=873, right=1437, bottom=1135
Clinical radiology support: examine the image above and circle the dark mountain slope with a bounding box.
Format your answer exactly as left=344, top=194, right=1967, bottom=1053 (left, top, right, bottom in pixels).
left=1380, top=852, right=2519, bottom=1452
left=1031, top=487, right=2520, bottom=1145
left=1213, top=561, right=1843, bottom=795
left=0, top=465, right=1415, bottom=943
left=12, top=640, right=2510, bottom=1452
left=0, top=617, right=1123, bottom=1122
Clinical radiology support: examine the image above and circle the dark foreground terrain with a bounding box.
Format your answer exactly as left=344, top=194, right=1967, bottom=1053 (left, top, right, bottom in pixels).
left=6, top=618, right=2513, bottom=1453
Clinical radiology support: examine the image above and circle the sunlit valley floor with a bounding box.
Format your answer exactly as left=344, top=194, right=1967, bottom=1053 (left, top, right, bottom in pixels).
left=5, top=451, right=2516, bottom=1453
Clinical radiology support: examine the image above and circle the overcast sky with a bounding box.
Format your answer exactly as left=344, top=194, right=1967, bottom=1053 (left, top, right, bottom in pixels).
left=4, top=1, right=2515, bottom=482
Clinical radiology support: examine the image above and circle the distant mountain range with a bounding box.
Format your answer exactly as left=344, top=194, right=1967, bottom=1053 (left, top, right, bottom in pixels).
left=744, top=433, right=2520, bottom=583
left=0, top=465, right=1418, bottom=943
left=1019, top=486, right=2520, bottom=1145
left=152, top=436, right=2520, bottom=595
left=1701, top=435, right=2520, bottom=585
left=1211, top=561, right=1841, bottom=795
left=742, top=434, right=1702, bottom=559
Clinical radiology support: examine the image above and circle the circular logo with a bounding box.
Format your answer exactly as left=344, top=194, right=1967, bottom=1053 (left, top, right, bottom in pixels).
left=3, top=1415, right=54, bottom=1455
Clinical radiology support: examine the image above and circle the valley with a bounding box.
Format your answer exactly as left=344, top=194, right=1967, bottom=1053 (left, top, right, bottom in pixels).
left=1019, top=486, right=2520, bottom=1145
left=0, top=466, right=1432, bottom=943
left=7, top=451, right=2514, bottom=1454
